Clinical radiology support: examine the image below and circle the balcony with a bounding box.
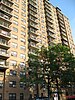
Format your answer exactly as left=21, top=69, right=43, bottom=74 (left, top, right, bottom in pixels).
left=29, top=43, right=38, bottom=49
left=60, top=27, right=66, bottom=33
left=46, top=17, right=53, bottom=24
left=47, top=22, right=54, bottom=29
left=8, top=0, right=13, bottom=4
left=57, top=11, right=63, bottom=18
left=0, top=12, right=12, bottom=23
left=0, top=21, right=11, bottom=31
left=58, top=19, right=64, bottom=25
left=62, top=41, right=69, bottom=46
left=45, top=13, right=53, bottom=20
left=0, top=40, right=10, bottom=50
left=28, top=11, right=37, bottom=18
left=28, top=29, right=38, bottom=36
left=48, top=33, right=55, bottom=39
left=45, top=9, right=52, bottom=16
left=0, top=30, right=11, bottom=40
left=0, top=5, right=12, bottom=17
left=48, top=37, right=54, bottom=43
left=0, top=0, right=13, bottom=10
left=28, top=37, right=38, bottom=43
left=0, top=49, right=9, bottom=60
left=62, top=36, right=68, bottom=42
left=29, top=51, right=37, bottom=56
left=29, top=0, right=37, bottom=9
left=28, top=5, right=37, bottom=14
left=61, top=32, right=67, bottom=37
left=0, top=61, right=9, bottom=68
left=45, top=5, right=51, bottom=12
left=28, top=16, right=37, bottom=24
left=58, top=15, right=64, bottom=21
left=45, top=1, right=51, bottom=9
left=28, top=22, right=38, bottom=30
left=47, top=26, right=54, bottom=32
left=59, top=23, right=65, bottom=29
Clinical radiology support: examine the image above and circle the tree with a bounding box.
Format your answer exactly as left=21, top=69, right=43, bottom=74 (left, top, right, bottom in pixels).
left=45, top=44, right=75, bottom=99
left=21, top=44, right=75, bottom=100
left=21, top=49, right=45, bottom=98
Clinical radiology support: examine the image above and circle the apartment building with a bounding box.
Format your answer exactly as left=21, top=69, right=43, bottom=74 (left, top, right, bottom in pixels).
left=0, top=0, right=75, bottom=100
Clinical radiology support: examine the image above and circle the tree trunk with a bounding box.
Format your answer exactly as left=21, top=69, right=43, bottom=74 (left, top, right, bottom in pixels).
left=56, top=78, right=60, bottom=100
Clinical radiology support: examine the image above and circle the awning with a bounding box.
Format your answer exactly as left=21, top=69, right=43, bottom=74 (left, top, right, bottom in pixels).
left=66, top=96, right=75, bottom=99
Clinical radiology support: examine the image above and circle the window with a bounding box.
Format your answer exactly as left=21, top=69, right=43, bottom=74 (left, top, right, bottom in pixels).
left=11, top=42, right=18, bottom=48
left=14, top=3, right=19, bottom=8
left=14, top=14, right=19, bottom=19
left=0, top=93, right=2, bottom=100
left=20, top=38, right=25, bottom=44
left=21, top=18, right=26, bottom=24
left=13, top=20, right=18, bottom=25
left=14, top=8, right=19, bottom=13
left=20, top=54, right=25, bottom=59
left=20, top=82, right=25, bottom=88
left=20, top=46, right=25, bottom=51
left=10, top=70, right=17, bottom=76
left=12, top=34, right=18, bottom=40
left=13, top=27, right=18, bottom=32
left=0, top=81, right=3, bottom=88
left=11, top=51, right=17, bottom=57
left=9, top=93, right=16, bottom=100
left=21, top=12, right=26, bottom=17
left=20, top=93, right=24, bottom=100
left=15, top=0, right=19, bottom=2
left=10, top=60, right=17, bottom=66
left=20, top=71, right=25, bottom=77
left=21, top=31, right=26, bottom=36
left=19, top=62, right=25, bottom=68
left=0, top=60, right=5, bottom=65
left=21, top=24, right=26, bottom=30
left=9, top=81, right=16, bottom=88
left=21, top=8, right=26, bottom=13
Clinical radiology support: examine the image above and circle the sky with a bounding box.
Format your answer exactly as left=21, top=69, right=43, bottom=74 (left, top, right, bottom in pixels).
left=50, top=0, right=75, bottom=44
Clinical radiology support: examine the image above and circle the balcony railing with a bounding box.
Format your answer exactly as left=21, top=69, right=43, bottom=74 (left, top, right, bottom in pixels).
left=29, top=22, right=38, bottom=30
left=45, top=9, right=52, bottom=16
left=0, top=30, right=11, bottom=38
left=8, top=0, right=13, bottom=4
left=0, top=61, right=9, bottom=68
left=0, top=13, right=11, bottom=23
left=48, top=34, right=55, bottom=39
left=29, top=51, right=37, bottom=55
left=46, top=18, right=53, bottom=24
left=1, top=0, right=13, bottom=9
left=0, top=40, right=10, bottom=49
left=46, top=13, right=53, bottom=20
left=0, top=21, right=11, bottom=30
left=29, top=5, right=37, bottom=13
left=62, top=41, right=68, bottom=46
left=0, top=5, right=12, bottom=16
left=29, top=43, right=38, bottom=49
left=0, top=49, right=9, bottom=59
left=29, top=37, right=38, bottom=43
left=28, top=29, right=38, bottom=36
left=29, top=11, right=37, bottom=18
left=29, top=0, right=37, bottom=8
left=28, top=16, right=37, bottom=24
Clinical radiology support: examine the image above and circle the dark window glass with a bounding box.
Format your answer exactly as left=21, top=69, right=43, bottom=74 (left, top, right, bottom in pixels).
left=20, top=93, right=24, bottom=100
left=0, top=93, right=2, bottom=100
left=9, top=93, right=16, bottom=100
left=9, top=81, right=16, bottom=88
